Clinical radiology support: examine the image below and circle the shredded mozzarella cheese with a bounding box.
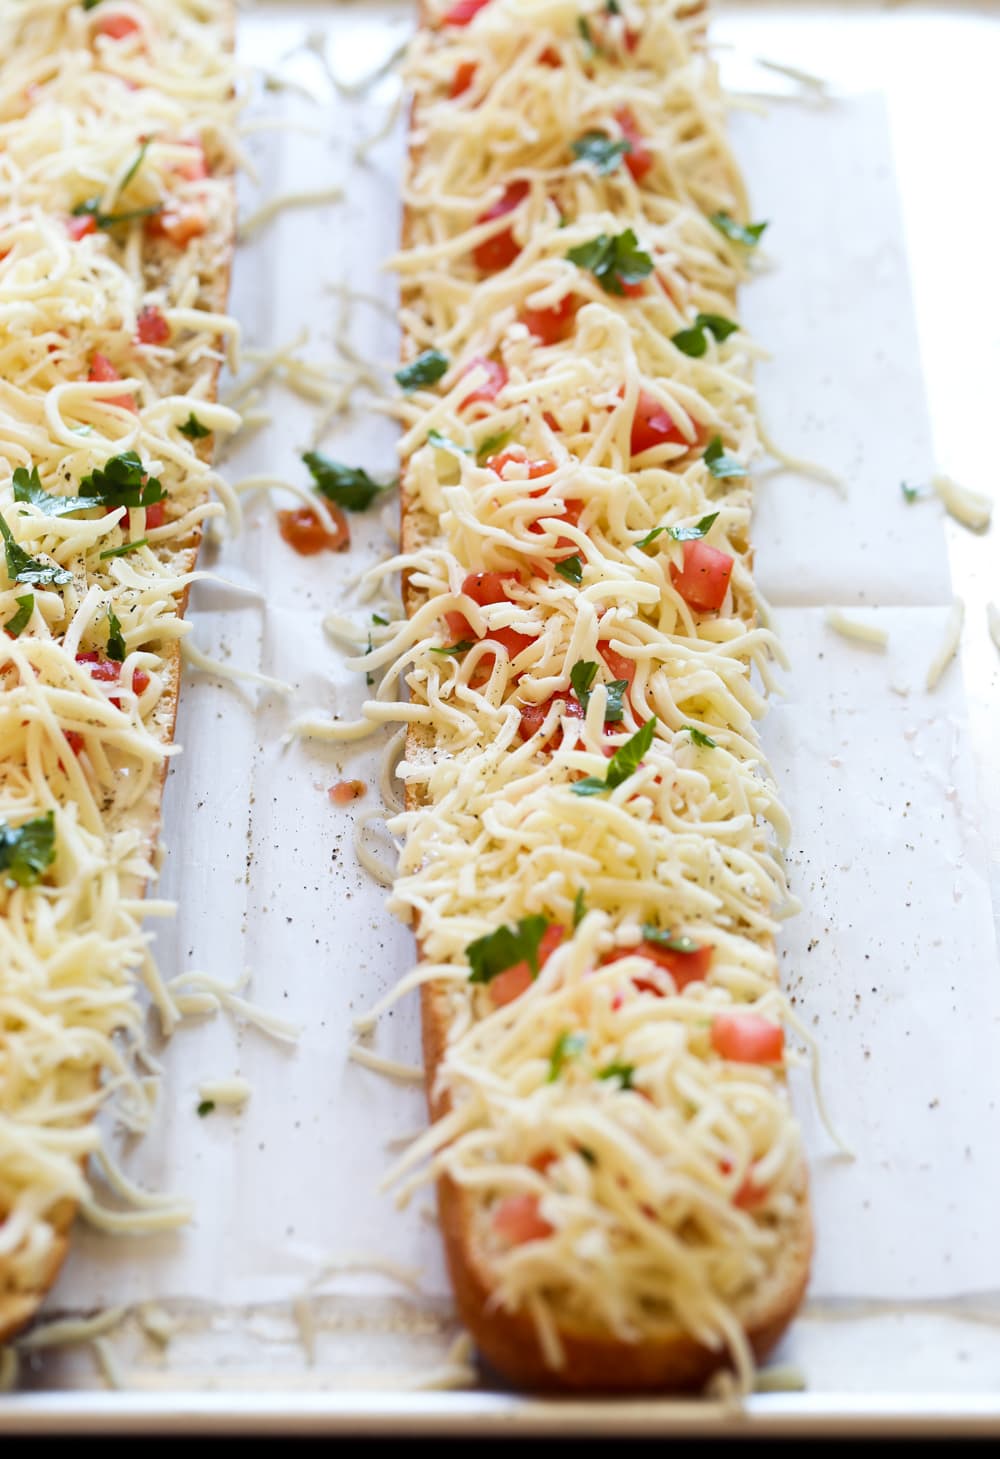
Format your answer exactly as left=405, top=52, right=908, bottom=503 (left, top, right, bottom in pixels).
left=825, top=608, right=888, bottom=649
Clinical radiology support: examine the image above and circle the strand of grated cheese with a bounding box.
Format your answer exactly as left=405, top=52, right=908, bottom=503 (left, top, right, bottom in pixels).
left=0, top=0, right=240, bottom=1315
left=309, top=0, right=807, bottom=1380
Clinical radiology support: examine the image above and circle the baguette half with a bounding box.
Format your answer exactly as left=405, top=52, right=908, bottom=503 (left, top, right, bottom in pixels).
left=0, top=0, right=238, bottom=1346
left=392, top=0, right=811, bottom=1392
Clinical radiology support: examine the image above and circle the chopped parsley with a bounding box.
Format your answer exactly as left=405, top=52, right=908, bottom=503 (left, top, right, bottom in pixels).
left=566, top=228, right=653, bottom=296
left=577, top=15, right=600, bottom=57
left=0, top=514, right=73, bottom=587
left=13, top=465, right=104, bottom=517
left=467, top=915, right=549, bottom=985
left=427, top=429, right=472, bottom=457
left=0, top=811, right=56, bottom=888
left=703, top=436, right=747, bottom=480
left=476, top=428, right=513, bottom=465
left=197, top=1100, right=215, bottom=1118
left=671, top=313, right=739, bottom=358
left=303, top=452, right=395, bottom=512
left=901, top=480, right=921, bottom=504
left=548, top=1030, right=587, bottom=1082
left=71, top=197, right=163, bottom=231
left=710, top=212, right=768, bottom=248
left=571, top=131, right=632, bottom=175
left=597, top=1062, right=634, bottom=1089
left=366, top=632, right=374, bottom=686
left=554, top=554, right=583, bottom=586
left=638, top=512, right=720, bottom=547
left=572, top=716, right=657, bottom=796
left=430, top=639, right=475, bottom=656
left=4, top=594, right=34, bottom=639
left=570, top=659, right=626, bottom=721
left=79, top=451, right=167, bottom=509
left=119, top=136, right=153, bottom=195
left=684, top=725, right=717, bottom=749
left=606, top=0, right=621, bottom=12
left=572, top=888, right=587, bottom=929
left=99, top=538, right=148, bottom=560
left=179, top=413, right=211, bottom=440
left=641, top=925, right=702, bottom=956
left=395, top=349, right=449, bottom=392
left=106, top=605, right=126, bottom=662
left=372, top=613, right=389, bottom=626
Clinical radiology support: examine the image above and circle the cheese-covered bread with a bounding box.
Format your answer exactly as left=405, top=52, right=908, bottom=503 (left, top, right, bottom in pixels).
left=381, top=0, right=811, bottom=1390
left=0, top=0, right=238, bottom=1343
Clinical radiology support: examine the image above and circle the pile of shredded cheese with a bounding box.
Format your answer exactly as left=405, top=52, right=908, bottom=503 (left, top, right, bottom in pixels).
left=303, top=0, right=809, bottom=1383
left=0, top=0, right=238, bottom=1321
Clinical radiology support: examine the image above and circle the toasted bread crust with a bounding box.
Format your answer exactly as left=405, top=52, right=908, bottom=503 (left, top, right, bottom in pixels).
left=0, top=11, right=237, bottom=1348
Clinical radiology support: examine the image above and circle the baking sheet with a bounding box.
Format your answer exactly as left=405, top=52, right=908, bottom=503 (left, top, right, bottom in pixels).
left=6, top=0, right=1000, bottom=1430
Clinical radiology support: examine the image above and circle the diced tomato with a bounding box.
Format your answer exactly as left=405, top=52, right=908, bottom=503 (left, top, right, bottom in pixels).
left=484, top=624, right=534, bottom=660
left=605, top=938, right=712, bottom=991
left=473, top=181, right=529, bottom=273
left=629, top=388, right=693, bottom=456
left=521, top=294, right=576, bottom=346
left=88, top=353, right=137, bottom=413
left=174, top=141, right=208, bottom=181
left=450, top=59, right=478, bottom=97
left=278, top=505, right=350, bottom=556
left=492, top=1193, right=553, bottom=1245
left=65, top=214, right=97, bottom=241
left=489, top=924, right=564, bottom=1008
left=518, top=690, right=584, bottom=746
left=734, top=1174, right=769, bottom=1210
left=621, top=279, right=646, bottom=299
left=710, top=1012, right=785, bottom=1065
left=487, top=451, right=555, bottom=481
left=143, top=501, right=166, bottom=530
left=615, top=106, right=653, bottom=183
left=445, top=570, right=531, bottom=657
left=459, top=356, right=508, bottom=409
left=462, top=569, right=523, bottom=606
left=526, top=494, right=583, bottom=560
left=328, top=780, right=366, bottom=806
left=96, top=14, right=141, bottom=40
left=597, top=640, right=635, bottom=687
left=145, top=207, right=207, bottom=247
left=64, top=730, right=85, bottom=757
left=442, top=0, right=493, bottom=24
left=624, top=28, right=640, bottom=54
left=670, top=539, right=734, bottom=613
left=76, top=653, right=147, bottom=708
left=136, top=305, right=170, bottom=345
left=538, top=46, right=562, bottom=67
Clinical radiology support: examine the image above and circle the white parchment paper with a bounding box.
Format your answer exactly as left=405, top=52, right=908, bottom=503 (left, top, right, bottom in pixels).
left=21, top=0, right=1000, bottom=1413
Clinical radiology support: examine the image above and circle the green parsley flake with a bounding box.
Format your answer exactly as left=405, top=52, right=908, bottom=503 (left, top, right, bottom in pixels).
left=548, top=1031, right=587, bottom=1082
left=710, top=212, right=768, bottom=248
left=571, top=131, right=632, bottom=175
left=99, top=538, right=148, bottom=560
left=4, top=595, right=34, bottom=639
left=179, top=413, right=211, bottom=440
left=0, top=514, right=72, bottom=587
left=703, top=436, right=747, bottom=480
left=302, top=452, right=395, bottom=511
left=566, top=228, right=653, bottom=296
left=572, top=716, right=657, bottom=796
left=467, top=916, right=550, bottom=985
left=0, top=811, right=56, bottom=888
left=395, top=349, right=449, bottom=392
left=671, top=313, right=739, bottom=358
